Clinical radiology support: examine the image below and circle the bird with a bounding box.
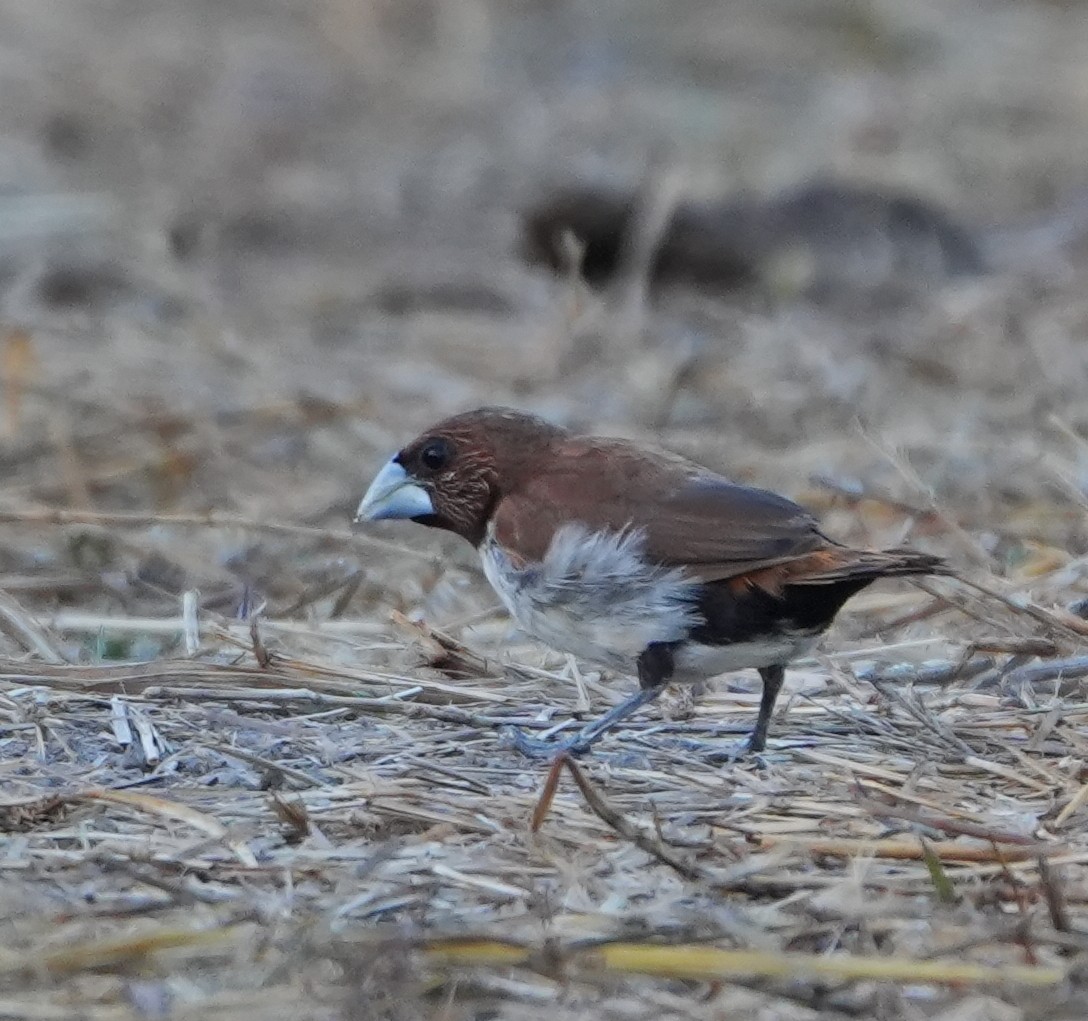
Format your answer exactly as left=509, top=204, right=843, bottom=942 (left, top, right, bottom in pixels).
left=355, top=407, right=948, bottom=759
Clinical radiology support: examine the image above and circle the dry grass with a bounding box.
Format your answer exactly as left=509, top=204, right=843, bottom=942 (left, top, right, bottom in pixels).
left=0, top=1, right=1087, bottom=1018
left=4, top=595, right=1088, bottom=1020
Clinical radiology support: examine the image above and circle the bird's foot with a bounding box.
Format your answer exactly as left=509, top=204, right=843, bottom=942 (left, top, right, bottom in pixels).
left=498, top=726, right=592, bottom=760
left=702, top=733, right=769, bottom=767
left=499, top=686, right=667, bottom=761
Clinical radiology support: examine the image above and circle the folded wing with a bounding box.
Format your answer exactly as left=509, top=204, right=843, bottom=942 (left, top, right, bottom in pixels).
left=491, top=438, right=830, bottom=581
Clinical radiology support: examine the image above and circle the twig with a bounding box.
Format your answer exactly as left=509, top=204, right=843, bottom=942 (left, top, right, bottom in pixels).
left=422, top=935, right=1064, bottom=986
left=991, top=840, right=1040, bottom=966
left=920, top=837, right=959, bottom=904
left=856, top=426, right=994, bottom=567
left=612, top=162, right=687, bottom=332
left=809, top=473, right=943, bottom=522
left=1053, top=776, right=1088, bottom=829
left=181, top=589, right=201, bottom=656
left=390, top=610, right=495, bottom=679
left=951, top=573, right=1087, bottom=643
left=195, top=741, right=319, bottom=787
left=130, top=685, right=542, bottom=730
left=1038, top=857, right=1072, bottom=934
left=43, top=612, right=390, bottom=637
left=854, top=795, right=1044, bottom=846
left=530, top=756, right=564, bottom=832
left=0, top=505, right=433, bottom=560
left=0, top=588, right=68, bottom=664
left=249, top=618, right=271, bottom=668
left=1003, top=655, right=1088, bottom=690
left=864, top=676, right=971, bottom=755
left=853, top=656, right=996, bottom=688
left=93, top=852, right=242, bottom=907
left=911, top=577, right=1018, bottom=633
left=854, top=593, right=954, bottom=638
left=543, top=755, right=703, bottom=881
left=753, top=835, right=1048, bottom=863
left=3, top=924, right=244, bottom=976
left=274, top=571, right=362, bottom=617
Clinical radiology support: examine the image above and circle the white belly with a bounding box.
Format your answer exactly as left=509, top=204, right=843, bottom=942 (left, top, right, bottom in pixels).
left=480, top=522, right=818, bottom=681
left=672, top=635, right=817, bottom=683
left=481, top=523, right=699, bottom=672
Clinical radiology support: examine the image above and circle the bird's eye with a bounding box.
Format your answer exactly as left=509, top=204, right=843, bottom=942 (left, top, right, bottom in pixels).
left=419, top=439, right=451, bottom=472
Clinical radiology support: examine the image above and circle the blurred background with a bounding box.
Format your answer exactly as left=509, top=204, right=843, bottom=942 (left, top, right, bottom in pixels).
left=0, top=0, right=1083, bottom=638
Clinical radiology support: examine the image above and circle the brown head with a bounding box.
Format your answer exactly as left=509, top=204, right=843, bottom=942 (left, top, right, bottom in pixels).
left=355, top=407, right=568, bottom=546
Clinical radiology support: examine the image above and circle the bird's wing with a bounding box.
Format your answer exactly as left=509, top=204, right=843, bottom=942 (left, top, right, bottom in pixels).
left=492, top=439, right=829, bottom=582
left=640, top=476, right=830, bottom=580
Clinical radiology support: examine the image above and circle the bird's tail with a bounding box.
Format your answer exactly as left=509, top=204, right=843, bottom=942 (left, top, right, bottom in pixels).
left=797, top=548, right=949, bottom=585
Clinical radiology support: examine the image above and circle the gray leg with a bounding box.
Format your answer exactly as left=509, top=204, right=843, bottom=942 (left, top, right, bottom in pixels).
left=747, top=664, right=786, bottom=753
left=504, top=644, right=674, bottom=759
left=701, top=663, right=786, bottom=764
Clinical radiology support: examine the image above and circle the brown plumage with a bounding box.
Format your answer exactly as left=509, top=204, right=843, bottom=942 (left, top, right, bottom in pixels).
left=357, top=407, right=948, bottom=758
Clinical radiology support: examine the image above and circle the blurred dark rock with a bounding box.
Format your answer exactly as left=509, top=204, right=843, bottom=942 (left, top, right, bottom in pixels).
left=134, top=551, right=188, bottom=595
left=35, top=261, right=131, bottom=308
left=41, top=111, right=90, bottom=161
left=521, top=177, right=988, bottom=295
left=32, top=258, right=187, bottom=321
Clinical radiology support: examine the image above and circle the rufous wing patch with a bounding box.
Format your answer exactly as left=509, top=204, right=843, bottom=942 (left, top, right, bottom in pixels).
left=726, top=550, right=886, bottom=597
left=774, top=548, right=942, bottom=587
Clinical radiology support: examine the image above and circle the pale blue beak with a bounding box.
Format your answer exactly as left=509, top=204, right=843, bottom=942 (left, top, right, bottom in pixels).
left=355, top=459, right=435, bottom=522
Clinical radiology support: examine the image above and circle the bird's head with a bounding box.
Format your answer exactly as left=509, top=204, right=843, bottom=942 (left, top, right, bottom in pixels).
left=355, top=407, right=567, bottom=546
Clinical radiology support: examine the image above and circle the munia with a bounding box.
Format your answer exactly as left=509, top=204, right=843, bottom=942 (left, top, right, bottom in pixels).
left=357, top=408, right=947, bottom=757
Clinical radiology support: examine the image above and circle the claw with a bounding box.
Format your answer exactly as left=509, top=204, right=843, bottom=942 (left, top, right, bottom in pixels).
left=701, top=733, right=770, bottom=766
left=499, top=726, right=590, bottom=759
left=498, top=682, right=670, bottom=762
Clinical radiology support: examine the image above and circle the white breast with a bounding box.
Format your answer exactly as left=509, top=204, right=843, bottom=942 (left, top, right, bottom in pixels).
left=480, top=523, right=700, bottom=672
left=671, top=635, right=817, bottom=683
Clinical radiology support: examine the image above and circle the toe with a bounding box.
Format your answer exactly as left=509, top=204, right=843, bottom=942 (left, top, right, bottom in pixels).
left=499, top=726, right=582, bottom=760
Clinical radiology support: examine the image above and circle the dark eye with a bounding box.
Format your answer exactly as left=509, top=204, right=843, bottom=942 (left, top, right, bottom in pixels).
left=419, top=439, right=451, bottom=472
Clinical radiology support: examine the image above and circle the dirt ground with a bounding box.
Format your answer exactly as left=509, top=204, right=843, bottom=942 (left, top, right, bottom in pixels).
left=2, top=1, right=1088, bottom=1018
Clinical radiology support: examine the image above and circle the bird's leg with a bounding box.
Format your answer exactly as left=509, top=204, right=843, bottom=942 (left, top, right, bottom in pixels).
left=748, top=664, right=785, bottom=753
left=704, top=663, right=786, bottom=763
left=504, top=644, right=674, bottom=759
